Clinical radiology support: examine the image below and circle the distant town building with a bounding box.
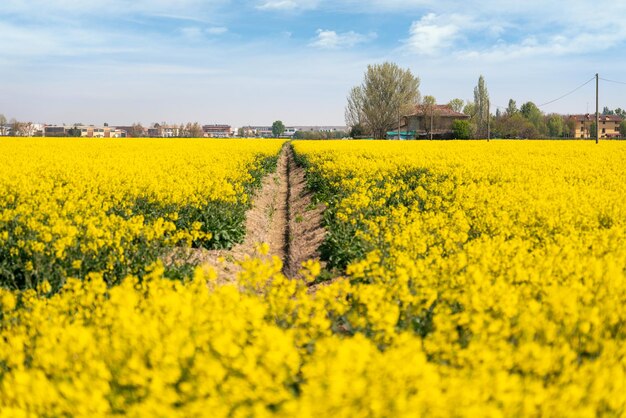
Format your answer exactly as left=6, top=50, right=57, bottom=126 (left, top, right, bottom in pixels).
left=239, top=125, right=349, bottom=138
left=44, top=126, right=67, bottom=137
left=43, top=125, right=126, bottom=138
left=292, top=125, right=348, bottom=133
left=202, top=124, right=232, bottom=138
left=115, top=126, right=145, bottom=137
left=147, top=124, right=179, bottom=137
left=281, top=127, right=297, bottom=138
left=239, top=126, right=273, bottom=137
left=569, top=114, right=623, bottom=139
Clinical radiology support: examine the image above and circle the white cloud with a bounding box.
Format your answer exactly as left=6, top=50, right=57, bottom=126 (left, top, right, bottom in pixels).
left=310, top=29, right=377, bottom=49
left=0, top=21, right=138, bottom=58
left=458, top=26, right=626, bottom=62
left=257, top=0, right=434, bottom=12
left=399, top=2, right=626, bottom=60
left=257, top=0, right=319, bottom=11
left=404, top=13, right=463, bottom=55
left=1, top=0, right=230, bottom=16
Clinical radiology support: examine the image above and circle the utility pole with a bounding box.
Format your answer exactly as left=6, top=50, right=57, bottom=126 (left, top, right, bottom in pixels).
left=430, top=110, right=433, bottom=140
left=398, top=110, right=401, bottom=140
left=596, top=73, right=599, bottom=144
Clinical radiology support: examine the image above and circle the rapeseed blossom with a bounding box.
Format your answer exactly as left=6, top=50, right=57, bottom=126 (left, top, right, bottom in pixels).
left=0, top=138, right=283, bottom=291
left=1, top=139, right=626, bottom=416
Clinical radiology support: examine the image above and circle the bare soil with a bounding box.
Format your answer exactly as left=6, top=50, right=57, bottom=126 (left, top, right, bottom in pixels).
left=172, top=144, right=325, bottom=282
left=283, top=146, right=326, bottom=279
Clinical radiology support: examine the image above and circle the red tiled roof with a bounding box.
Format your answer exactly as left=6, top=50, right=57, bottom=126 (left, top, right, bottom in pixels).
left=407, top=104, right=469, bottom=118
left=569, top=114, right=623, bottom=122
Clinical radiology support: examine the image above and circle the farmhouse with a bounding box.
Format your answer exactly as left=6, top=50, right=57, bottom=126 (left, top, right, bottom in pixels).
left=407, top=104, right=470, bottom=138
left=390, top=104, right=469, bottom=139
left=569, top=114, right=623, bottom=139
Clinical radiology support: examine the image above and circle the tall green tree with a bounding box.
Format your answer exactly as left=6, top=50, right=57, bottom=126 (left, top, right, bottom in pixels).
left=462, top=102, right=478, bottom=137
left=565, top=117, right=577, bottom=138
left=349, top=124, right=366, bottom=138
left=590, top=121, right=597, bottom=139
left=473, top=75, right=490, bottom=138
left=620, top=120, right=626, bottom=137
left=452, top=119, right=473, bottom=139
left=520, top=101, right=546, bottom=137
left=520, top=102, right=541, bottom=121
left=506, top=99, right=518, bottom=116
left=493, top=113, right=538, bottom=139
left=346, top=62, right=420, bottom=139
left=272, top=120, right=285, bottom=138
left=448, top=98, right=464, bottom=113
left=546, top=114, right=565, bottom=137
left=462, top=102, right=476, bottom=117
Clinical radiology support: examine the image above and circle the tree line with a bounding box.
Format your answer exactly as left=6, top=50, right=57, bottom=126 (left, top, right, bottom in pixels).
left=0, top=118, right=209, bottom=138
left=344, top=63, right=626, bottom=139
left=114, top=122, right=206, bottom=138
left=0, top=115, right=37, bottom=137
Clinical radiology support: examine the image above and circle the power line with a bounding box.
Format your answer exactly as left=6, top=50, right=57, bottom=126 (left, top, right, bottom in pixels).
left=600, top=77, right=626, bottom=85
left=537, top=76, right=596, bottom=108
left=471, top=75, right=620, bottom=113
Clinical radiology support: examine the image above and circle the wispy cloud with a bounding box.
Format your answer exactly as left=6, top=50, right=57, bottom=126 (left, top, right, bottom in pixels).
left=0, top=21, right=139, bottom=58
left=310, top=29, right=377, bottom=49
left=180, top=25, right=228, bottom=41
left=206, top=26, right=228, bottom=35
left=257, top=0, right=319, bottom=11
left=457, top=23, right=626, bottom=62
left=180, top=27, right=204, bottom=40
left=1, top=0, right=230, bottom=17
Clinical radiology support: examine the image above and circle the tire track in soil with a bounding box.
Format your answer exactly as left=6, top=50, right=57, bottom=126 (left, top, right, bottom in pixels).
left=176, top=143, right=325, bottom=282
left=283, top=145, right=326, bottom=279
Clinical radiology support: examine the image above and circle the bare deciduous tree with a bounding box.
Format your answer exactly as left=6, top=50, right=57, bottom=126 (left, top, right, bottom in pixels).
left=188, top=122, right=204, bottom=138
left=346, top=62, right=420, bottom=139
left=345, top=86, right=365, bottom=129
left=0, top=114, right=6, bottom=135
left=129, top=123, right=145, bottom=137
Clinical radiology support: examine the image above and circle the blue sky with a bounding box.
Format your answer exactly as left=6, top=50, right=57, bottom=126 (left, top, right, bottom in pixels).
left=1, top=0, right=626, bottom=127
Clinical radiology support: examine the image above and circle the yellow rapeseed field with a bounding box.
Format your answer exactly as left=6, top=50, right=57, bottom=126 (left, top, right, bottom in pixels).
left=1, top=139, right=626, bottom=417
left=0, top=138, right=284, bottom=290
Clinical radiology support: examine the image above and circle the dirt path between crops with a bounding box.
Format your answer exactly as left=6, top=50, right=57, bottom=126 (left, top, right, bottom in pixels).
left=176, top=144, right=325, bottom=282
